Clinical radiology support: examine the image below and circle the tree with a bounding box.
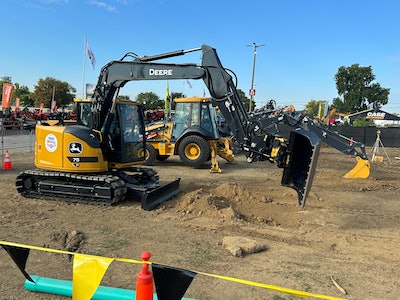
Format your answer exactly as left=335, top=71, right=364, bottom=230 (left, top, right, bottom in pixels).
left=136, top=92, right=163, bottom=110
left=353, top=117, right=374, bottom=127
left=236, top=89, right=252, bottom=111
left=117, top=95, right=131, bottom=101
left=0, top=80, right=34, bottom=107
left=31, top=77, right=76, bottom=108
left=333, top=64, right=390, bottom=113
left=303, top=99, right=327, bottom=118
left=169, top=92, right=185, bottom=110
left=13, top=83, right=34, bottom=107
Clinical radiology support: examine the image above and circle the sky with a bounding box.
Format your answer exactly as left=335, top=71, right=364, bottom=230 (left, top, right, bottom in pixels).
left=1, top=0, right=400, bottom=113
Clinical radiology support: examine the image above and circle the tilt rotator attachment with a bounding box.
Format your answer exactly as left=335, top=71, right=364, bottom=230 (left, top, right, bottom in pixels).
left=281, top=128, right=321, bottom=208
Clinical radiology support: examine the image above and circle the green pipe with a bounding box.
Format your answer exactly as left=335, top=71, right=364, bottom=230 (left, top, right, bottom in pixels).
left=25, top=275, right=194, bottom=300
left=25, top=275, right=136, bottom=300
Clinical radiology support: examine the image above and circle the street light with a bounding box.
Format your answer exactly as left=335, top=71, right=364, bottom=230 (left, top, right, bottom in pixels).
left=247, top=42, right=265, bottom=113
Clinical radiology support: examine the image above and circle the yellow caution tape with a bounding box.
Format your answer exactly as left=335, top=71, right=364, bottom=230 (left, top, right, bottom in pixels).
left=196, top=271, right=345, bottom=299
left=0, top=240, right=346, bottom=300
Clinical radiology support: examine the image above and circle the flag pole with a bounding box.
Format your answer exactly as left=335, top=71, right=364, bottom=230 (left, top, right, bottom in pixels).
left=81, top=35, right=86, bottom=99
left=165, top=80, right=170, bottom=120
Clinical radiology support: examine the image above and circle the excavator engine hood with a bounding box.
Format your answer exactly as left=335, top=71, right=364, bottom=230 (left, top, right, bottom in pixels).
left=281, top=128, right=321, bottom=208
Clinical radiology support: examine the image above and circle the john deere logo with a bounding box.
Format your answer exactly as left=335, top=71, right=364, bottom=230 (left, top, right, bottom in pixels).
left=68, top=142, right=83, bottom=154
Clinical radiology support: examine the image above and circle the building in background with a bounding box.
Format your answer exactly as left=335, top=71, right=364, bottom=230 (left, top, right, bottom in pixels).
left=346, top=109, right=400, bottom=127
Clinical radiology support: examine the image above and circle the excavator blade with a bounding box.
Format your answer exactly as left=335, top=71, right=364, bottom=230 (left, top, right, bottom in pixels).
left=343, top=157, right=370, bottom=179
left=140, top=178, right=181, bottom=211
left=281, top=128, right=321, bottom=208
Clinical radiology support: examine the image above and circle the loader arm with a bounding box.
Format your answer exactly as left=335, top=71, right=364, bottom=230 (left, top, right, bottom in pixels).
left=306, top=120, right=368, bottom=159
left=273, top=108, right=370, bottom=179
left=305, top=119, right=370, bottom=178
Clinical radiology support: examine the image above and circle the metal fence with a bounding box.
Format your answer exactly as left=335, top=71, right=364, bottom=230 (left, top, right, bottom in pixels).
left=1, top=128, right=35, bottom=152
left=1, top=129, right=35, bottom=167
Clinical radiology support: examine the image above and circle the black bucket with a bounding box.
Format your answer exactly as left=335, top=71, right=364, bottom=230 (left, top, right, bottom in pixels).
left=281, top=128, right=320, bottom=208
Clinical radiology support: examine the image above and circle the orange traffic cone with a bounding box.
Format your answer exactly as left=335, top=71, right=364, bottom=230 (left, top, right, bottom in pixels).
left=136, top=251, right=154, bottom=300
left=3, top=150, right=12, bottom=171
left=3, top=150, right=12, bottom=170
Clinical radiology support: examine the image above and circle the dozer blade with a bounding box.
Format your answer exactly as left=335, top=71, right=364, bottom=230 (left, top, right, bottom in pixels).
left=141, top=178, right=181, bottom=211
left=281, top=128, right=321, bottom=208
left=343, top=157, right=370, bottom=179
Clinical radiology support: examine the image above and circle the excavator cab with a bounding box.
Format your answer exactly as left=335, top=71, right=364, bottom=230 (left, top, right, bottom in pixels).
left=72, top=98, right=146, bottom=167
left=74, top=98, right=91, bottom=126
left=106, top=101, right=146, bottom=167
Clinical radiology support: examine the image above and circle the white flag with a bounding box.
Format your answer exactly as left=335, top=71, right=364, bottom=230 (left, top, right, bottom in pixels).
left=85, top=38, right=96, bottom=70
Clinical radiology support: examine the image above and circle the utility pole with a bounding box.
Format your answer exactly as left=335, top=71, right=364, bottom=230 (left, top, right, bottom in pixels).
left=247, top=42, right=265, bottom=113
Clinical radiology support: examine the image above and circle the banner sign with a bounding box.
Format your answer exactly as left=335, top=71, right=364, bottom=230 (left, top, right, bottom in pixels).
left=2, top=83, right=14, bottom=108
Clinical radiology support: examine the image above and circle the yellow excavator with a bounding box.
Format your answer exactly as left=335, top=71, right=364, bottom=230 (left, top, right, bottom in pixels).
left=144, top=97, right=235, bottom=173
left=16, top=97, right=181, bottom=210
left=15, top=45, right=369, bottom=209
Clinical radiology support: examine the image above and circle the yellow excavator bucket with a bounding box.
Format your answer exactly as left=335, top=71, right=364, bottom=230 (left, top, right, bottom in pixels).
left=343, top=157, right=371, bottom=179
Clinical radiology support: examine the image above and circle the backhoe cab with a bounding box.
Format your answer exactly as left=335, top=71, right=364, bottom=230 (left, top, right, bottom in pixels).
left=144, top=97, right=235, bottom=173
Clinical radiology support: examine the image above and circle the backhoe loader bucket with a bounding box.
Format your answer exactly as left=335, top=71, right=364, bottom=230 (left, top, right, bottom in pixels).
left=343, top=157, right=370, bottom=179
left=281, top=128, right=321, bottom=208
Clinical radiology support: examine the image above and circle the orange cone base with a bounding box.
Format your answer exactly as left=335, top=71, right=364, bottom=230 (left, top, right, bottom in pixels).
left=3, top=161, right=12, bottom=170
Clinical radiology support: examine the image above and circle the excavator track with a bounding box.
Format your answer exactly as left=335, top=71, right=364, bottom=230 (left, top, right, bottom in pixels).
left=16, top=169, right=127, bottom=205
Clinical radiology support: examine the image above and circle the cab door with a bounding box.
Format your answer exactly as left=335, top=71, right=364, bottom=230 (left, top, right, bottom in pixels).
left=112, top=103, right=145, bottom=164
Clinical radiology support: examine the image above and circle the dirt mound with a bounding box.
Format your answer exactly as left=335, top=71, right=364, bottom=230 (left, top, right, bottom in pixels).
left=173, top=182, right=314, bottom=228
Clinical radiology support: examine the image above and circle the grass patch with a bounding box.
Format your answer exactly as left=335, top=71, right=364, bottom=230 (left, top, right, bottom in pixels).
left=183, top=240, right=219, bottom=269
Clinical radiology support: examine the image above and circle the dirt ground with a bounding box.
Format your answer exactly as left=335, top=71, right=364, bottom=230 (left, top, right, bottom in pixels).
left=0, top=143, right=399, bottom=300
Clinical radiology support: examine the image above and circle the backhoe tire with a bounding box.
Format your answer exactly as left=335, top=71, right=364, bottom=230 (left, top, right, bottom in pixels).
left=137, top=143, right=157, bottom=165
left=178, top=135, right=210, bottom=168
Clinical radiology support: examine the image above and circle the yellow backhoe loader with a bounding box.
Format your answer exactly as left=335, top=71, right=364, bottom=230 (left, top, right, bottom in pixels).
left=143, top=97, right=235, bottom=173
